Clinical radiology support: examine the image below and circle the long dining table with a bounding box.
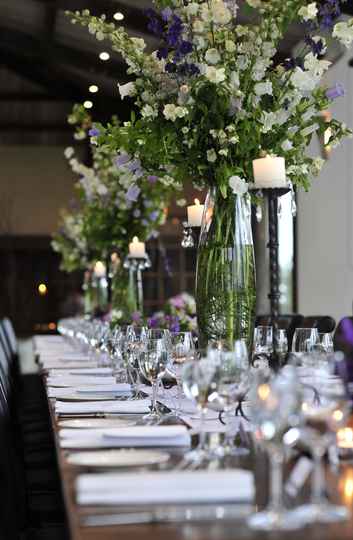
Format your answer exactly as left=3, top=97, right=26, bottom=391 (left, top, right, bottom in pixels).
left=36, top=335, right=353, bottom=540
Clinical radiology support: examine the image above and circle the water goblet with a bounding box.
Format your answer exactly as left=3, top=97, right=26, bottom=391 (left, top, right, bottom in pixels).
left=166, top=332, right=196, bottom=420
left=247, top=369, right=303, bottom=531
left=253, top=326, right=273, bottom=357
left=213, top=346, right=251, bottom=457
left=181, top=357, right=216, bottom=463
left=138, top=338, right=170, bottom=424
left=293, top=383, right=350, bottom=524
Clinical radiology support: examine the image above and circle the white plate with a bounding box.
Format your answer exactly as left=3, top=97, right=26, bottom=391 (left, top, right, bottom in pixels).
left=59, top=418, right=135, bottom=429
left=67, top=449, right=170, bottom=468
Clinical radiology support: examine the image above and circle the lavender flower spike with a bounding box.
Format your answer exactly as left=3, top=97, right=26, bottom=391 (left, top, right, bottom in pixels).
left=326, top=83, right=345, bottom=100
left=147, top=175, right=158, bottom=184
left=126, top=184, right=141, bottom=202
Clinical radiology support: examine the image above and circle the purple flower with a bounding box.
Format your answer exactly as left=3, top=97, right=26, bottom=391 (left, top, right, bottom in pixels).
left=147, top=175, right=158, bottom=184
left=141, top=219, right=149, bottom=226
left=131, top=311, right=142, bottom=323
left=157, top=47, right=169, bottom=60
left=149, top=211, right=159, bottom=221
left=126, top=158, right=141, bottom=172
left=115, top=152, right=130, bottom=167
left=170, top=316, right=180, bottom=333
left=161, top=7, right=173, bottom=21
left=169, top=295, right=185, bottom=309
left=148, top=316, right=159, bottom=328
left=126, top=184, right=141, bottom=202
left=179, top=40, right=193, bottom=55
left=305, top=36, right=326, bottom=56
left=89, top=127, right=100, bottom=137
left=326, top=83, right=345, bottom=100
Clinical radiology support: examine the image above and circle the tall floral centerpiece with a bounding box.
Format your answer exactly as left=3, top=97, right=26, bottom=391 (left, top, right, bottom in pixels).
left=70, top=1, right=353, bottom=347
left=53, top=104, right=181, bottom=317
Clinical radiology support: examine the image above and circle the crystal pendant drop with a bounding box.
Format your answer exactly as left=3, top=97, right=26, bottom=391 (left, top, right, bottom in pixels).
left=291, top=195, right=297, bottom=217
left=256, top=204, right=263, bottom=223
left=181, top=225, right=194, bottom=248
left=277, top=199, right=282, bottom=218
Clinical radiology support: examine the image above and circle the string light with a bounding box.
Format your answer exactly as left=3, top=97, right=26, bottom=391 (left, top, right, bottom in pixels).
left=113, top=12, right=124, bottom=21
left=83, top=100, right=93, bottom=109
left=99, top=52, right=110, bottom=61
left=89, top=85, right=99, bottom=93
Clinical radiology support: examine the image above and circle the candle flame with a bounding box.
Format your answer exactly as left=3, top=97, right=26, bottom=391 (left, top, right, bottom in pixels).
left=132, top=236, right=139, bottom=243
left=194, top=198, right=200, bottom=206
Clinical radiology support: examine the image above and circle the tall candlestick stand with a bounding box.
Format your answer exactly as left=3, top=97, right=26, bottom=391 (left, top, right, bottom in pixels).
left=265, top=187, right=290, bottom=365
left=123, top=254, right=151, bottom=315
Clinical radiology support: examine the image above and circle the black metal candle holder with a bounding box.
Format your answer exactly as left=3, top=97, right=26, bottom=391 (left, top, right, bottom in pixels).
left=265, top=187, right=291, bottom=366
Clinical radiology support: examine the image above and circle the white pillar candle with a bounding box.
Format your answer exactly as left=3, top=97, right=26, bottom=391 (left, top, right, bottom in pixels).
left=129, top=236, right=146, bottom=258
left=94, top=261, right=106, bottom=278
left=187, top=198, right=204, bottom=227
left=252, top=155, right=287, bottom=188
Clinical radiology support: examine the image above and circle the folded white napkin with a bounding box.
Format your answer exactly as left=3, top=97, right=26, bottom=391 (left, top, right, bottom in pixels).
left=60, top=425, right=190, bottom=449
left=76, top=469, right=254, bottom=506
left=48, top=384, right=131, bottom=399
left=47, top=376, right=117, bottom=387
left=48, top=367, right=113, bottom=376
left=55, top=398, right=151, bottom=416
left=42, top=361, right=98, bottom=370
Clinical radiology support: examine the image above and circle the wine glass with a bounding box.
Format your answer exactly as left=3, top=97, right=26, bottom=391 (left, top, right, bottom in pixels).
left=293, top=383, right=350, bottom=524
left=319, top=332, right=334, bottom=353
left=166, top=332, right=196, bottom=419
left=292, top=328, right=319, bottom=356
left=213, top=344, right=251, bottom=456
left=181, top=357, right=216, bottom=463
left=138, top=338, right=170, bottom=424
left=276, top=329, right=288, bottom=364
left=124, top=325, right=148, bottom=398
left=247, top=369, right=302, bottom=531
left=253, top=326, right=273, bottom=357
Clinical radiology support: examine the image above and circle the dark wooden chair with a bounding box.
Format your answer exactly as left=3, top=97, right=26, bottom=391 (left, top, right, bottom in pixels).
left=301, top=316, right=336, bottom=333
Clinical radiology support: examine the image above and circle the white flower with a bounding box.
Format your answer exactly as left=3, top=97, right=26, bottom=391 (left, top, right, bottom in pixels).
left=311, top=157, right=325, bottom=174
left=130, top=37, right=146, bottom=51
left=291, top=67, right=318, bottom=92
left=210, top=0, right=232, bottom=25
left=64, top=147, right=74, bottom=159
left=225, top=39, right=236, bottom=52
left=186, top=2, right=199, bottom=16
left=141, top=104, right=158, bottom=119
left=333, top=20, right=353, bottom=48
left=205, top=48, right=221, bottom=64
left=96, top=31, right=104, bottom=41
left=96, top=182, right=109, bottom=196
left=229, top=175, right=248, bottom=196
left=207, top=149, right=217, bottom=162
left=163, top=104, right=188, bottom=122
left=304, top=53, right=331, bottom=78
left=281, top=140, right=293, bottom=151
left=176, top=198, right=187, bottom=207
left=118, top=82, right=136, bottom=100
left=254, top=81, right=273, bottom=96
left=298, top=2, right=318, bottom=21
left=229, top=71, right=240, bottom=89
left=194, top=19, right=206, bottom=33
left=205, top=66, right=226, bottom=83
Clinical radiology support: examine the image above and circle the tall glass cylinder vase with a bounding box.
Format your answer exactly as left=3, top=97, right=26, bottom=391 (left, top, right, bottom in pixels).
left=196, top=188, right=256, bottom=350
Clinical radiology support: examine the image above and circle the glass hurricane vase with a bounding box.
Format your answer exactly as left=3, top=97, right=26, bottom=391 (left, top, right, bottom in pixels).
left=196, top=188, right=256, bottom=350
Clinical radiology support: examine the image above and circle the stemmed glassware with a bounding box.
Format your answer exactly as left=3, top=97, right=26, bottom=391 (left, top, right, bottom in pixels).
left=253, top=326, right=273, bottom=357
left=319, top=332, right=334, bottom=353
left=291, top=328, right=319, bottom=358
left=181, top=357, right=216, bottom=463
left=166, top=332, right=196, bottom=419
left=213, top=342, right=251, bottom=456
left=293, top=383, right=350, bottom=524
left=123, top=325, right=148, bottom=398
left=248, top=369, right=302, bottom=531
left=138, top=338, right=170, bottom=424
